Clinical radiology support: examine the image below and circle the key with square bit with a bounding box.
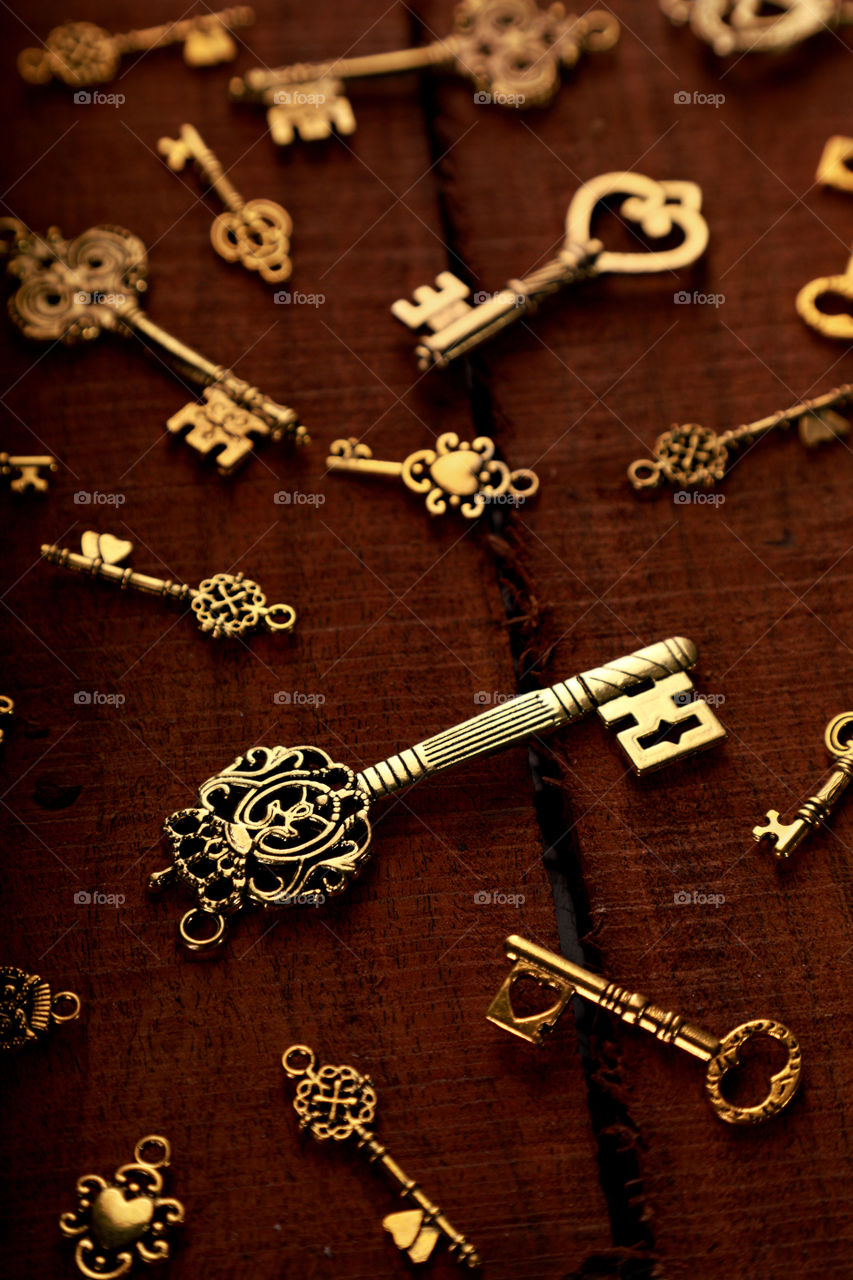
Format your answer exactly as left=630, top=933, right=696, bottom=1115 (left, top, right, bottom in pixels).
left=487, top=934, right=802, bottom=1125
left=391, top=172, right=709, bottom=370
left=754, top=712, right=853, bottom=861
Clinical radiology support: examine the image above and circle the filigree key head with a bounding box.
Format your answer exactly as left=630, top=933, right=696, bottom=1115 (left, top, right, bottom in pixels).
left=666, top=0, right=839, bottom=55
left=565, top=172, right=709, bottom=275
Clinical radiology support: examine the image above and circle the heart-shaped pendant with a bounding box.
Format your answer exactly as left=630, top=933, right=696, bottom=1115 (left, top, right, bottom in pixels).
left=80, top=530, right=134, bottom=564
left=91, top=1186, right=154, bottom=1249
left=797, top=255, right=853, bottom=341
left=383, top=1209, right=441, bottom=1263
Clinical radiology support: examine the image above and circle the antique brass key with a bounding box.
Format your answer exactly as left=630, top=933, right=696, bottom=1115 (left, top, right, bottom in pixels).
left=18, top=7, right=254, bottom=87
left=391, top=172, right=709, bottom=370
left=149, top=635, right=726, bottom=950
left=158, top=124, right=292, bottom=284
left=230, top=1, right=618, bottom=145
left=754, top=712, right=853, bottom=861
left=487, top=935, right=802, bottom=1125
left=0, top=219, right=306, bottom=475
left=0, top=964, right=80, bottom=1053
left=0, top=451, right=57, bottom=494
left=661, top=0, right=853, bottom=56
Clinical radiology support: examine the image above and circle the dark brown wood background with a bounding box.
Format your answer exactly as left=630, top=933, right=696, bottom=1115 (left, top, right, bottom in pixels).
left=2, top=3, right=853, bottom=1277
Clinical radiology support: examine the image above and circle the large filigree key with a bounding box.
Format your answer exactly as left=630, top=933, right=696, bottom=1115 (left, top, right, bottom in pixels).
left=18, top=7, right=254, bottom=87
left=661, top=0, right=853, bottom=56
left=148, top=636, right=726, bottom=950
left=230, top=1, right=619, bottom=145
left=391, top=172, right=709, bottom=370
left=282, top=1045, right=481, bottom=1268
left=158, top=124, right=292, bottom=284
left=488, top=935, right=802, bottom=1125
left=41, top=531, right=297, bottom=640
left=754, top=712, right=853, bottom=861
left=0, top=219, right=306, bottom=475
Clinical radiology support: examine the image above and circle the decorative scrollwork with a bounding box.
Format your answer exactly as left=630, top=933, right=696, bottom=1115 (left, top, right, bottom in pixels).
left=401, top=432, right=539, bottom=517
left=292, top=1058, right=377, bottom=1141
left=211, top=200, right=292, bottom=284
left=192, top=572, right=272, bottom=637
left=669, top=0, right=838, bottom=55
left=628, top=424, right=729, bottom=490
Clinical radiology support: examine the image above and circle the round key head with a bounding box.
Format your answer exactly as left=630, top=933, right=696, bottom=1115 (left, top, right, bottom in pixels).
left=704, top=1019, right=802, bottom=1124
left=191, top=572, right=296, bottom=637
left=629, top=424, right=728, bottom=490
left=210, top=200, right=293, bottom=284
left=18, top=22, right=120, bottom=86
left=282, top=1044, right=377, bottom=1141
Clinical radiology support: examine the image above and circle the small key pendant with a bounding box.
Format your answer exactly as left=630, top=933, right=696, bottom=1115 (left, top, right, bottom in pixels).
left=0, top=219, right=306, bottom=475
left=230, top=2, right=619, bottom=146
left=628, top=382, right=853, bottom=490
left=0, top=451, right=57, bottom=494
left=158, top=124, right=292, bottom=285
left=0, top=695, right=13, bottom=748
left=42, top=531, right=296, bottom=640
left=282, top=1045, right=481, bottom=1268
left=661, top=0, right=852, bottom=56
left=149, top=635, right=725, bottom=951
left=488, top=934, right=802, bottom=1125
left=0, top=964, right=80, bottom=1053
left=391, top=172, right=709, bottom=370
left=754, top=712, right=853, bottom=861
left=19, top=6, right=254, bottom=87
left=797, top=248, right=853, bottom=343
left=326, top=433, right=538, bottom=518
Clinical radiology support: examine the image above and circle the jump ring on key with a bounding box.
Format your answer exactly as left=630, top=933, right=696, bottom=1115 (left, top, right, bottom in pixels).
left=51, top=991, right=82, bottom=1024
left=133, top=1135, right=171, bottom=1169
left=178, top=907, right=227, bottom=952
left=282, top=1043, right=316, bottom=1077
left=704, top=1019, right=802, bottom=1125
left=263, top=603, right=297, bottom=633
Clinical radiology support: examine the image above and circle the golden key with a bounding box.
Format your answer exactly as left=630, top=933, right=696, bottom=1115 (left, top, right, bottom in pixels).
left=661, top=0, right=853, bottom=56
left=282, top=1045, right=481, bottom=1268
left=0, top=451, right=57, bottom=494
left=158, top=124, right=292, bottom=285
left=41, top=531, right=296, bottom=640
left=230, top=1, right=618, bottom=146
left=816, top=135, right=853, bottom=194
left=0, top=219, right=306, bottom=475
left=149, top=636, right=726, bottom=951
left=754, top=712, right=853, bottom=861
left=0, top=964, right=80, bottom=1053
left=18, top=6, right=254, bottom=87
left=487, top=935, right=802, bottom=1126
left=391, top=172, right=709, bottom=371
left=326, top=433, right=538, bottom=518
left=797, top=247, right=853, bottom=343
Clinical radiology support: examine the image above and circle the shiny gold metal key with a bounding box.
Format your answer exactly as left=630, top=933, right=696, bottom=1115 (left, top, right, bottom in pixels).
left=149, top=635, right=726, bottom=950
left=0, top=964, right=80, bottom=1053
left=488, top=935, right=802, bottom=1125
left=754, top=712, right=853, bottom=861
left=661, top=0, right=853, bottom=56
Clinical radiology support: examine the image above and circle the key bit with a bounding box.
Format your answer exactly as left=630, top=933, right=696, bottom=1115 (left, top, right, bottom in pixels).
left=0, top=452, right=57, bottom=494
left=754, top=712, right=853, bottom=861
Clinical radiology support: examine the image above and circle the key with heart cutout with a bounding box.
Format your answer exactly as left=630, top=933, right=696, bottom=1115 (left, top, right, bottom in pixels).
left=148, top=635, right=726, bottom=951
left=41, top=531, right=297, bottom=640
left=18, top=6, right=254, bottom=87
left=797, top=246, right=853, bottom=342
left=230, top=1, right=619, bottom=146
left=391, top=172, right=709, bottom=370
left=282, top=1045, right=481, bottom=1268
left=0, top=451, right=57, bottom=494
left=0, top=964, right=80, bottom=1053
left=661, top=0, right=853, bottom=56
left=754, top=711, right=853, bottom=861
left=326, top=432, right=538, bottom=518
left=487, top=934, right=802, bottom=1125
left=158, top=123, right=292, bottom=285
left=60, top=1136, right=184, bottom=1276
left=0, top=219, right=307, bottom=475
left=628, top=381, right=853, bottom=490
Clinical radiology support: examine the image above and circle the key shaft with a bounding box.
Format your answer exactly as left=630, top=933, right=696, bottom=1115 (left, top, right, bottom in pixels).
left=754, top=711, right=853, bottom=860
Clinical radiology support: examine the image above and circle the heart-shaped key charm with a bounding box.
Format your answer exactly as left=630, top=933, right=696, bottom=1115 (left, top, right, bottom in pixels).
left=797, top=253, right=853, bottom=341
left=80, top=530, right=134, bottom=565
left=91, top=1186, right=154, bottom=1249
left=565, top=172, right=709, bottom=274
left=384, top=1209, right=442, bottom=1263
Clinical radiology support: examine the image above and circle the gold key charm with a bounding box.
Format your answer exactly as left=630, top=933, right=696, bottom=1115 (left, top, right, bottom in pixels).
left=797, top=247, right=853, bottom=343
left=816, top=135, right=853, bottom=193
left=392, top=172, right=709, bottom=370
left=754, top=712, right=853, bottom=861
left=149, top=636, right=725, bottom=950
left=487, top=935, right=802, bottom=1126
left=661, top=0, right=853, bottom=56
left=0, top=695, right=13, bottom=748
left=326, top=433, right=538, bottom=518
left=0, top=451, right=57, bottom=493
left=18, top=6, right=254, bottom=87
left=230, top=1, right=619, bottom=146
left=0, top=964, right=80, bottom=1053
left=60, top=1136, right=185, bottom=1277
left=628, top=381, right=853, bottom=490
left=0, top=219, right=306, bottom=476
left=158, top=124, right=292, bottom=285
left=42, top=531, right=297, bottom=640
left=282, top=1045, right=481, bottom=1268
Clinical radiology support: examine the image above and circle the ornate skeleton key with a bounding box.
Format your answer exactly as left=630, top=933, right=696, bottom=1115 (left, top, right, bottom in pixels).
left=0, top=219, right=306, bottom=475
left=42, top=531, right=296, bottom=640
left=797, top=248, right=853, bottom=343
left=0, top=696, right=13, bottom=748
left=488, top=935, right=802, bottom=1125
left=0, top=451, right=57, bottom=493
left=661, top=0, right=853, bottom=56
left=629, top=382, right=853, bottom=490
left=326, top=433, right=538, bottom=518
left=391, top=172, right=709, bottom=371
left=158, top=124, right=292, bottom=285
left=754, top=712, right=853, bottom=861
left=18, top=6, right=254, bottom=87
left=230, top=1, right=619, bottom=145
left=282, top=1044, right=481, bottom=1268
left=148, top=635, right=726, bottom=950
left=0, top=964, right=80, bottom=1053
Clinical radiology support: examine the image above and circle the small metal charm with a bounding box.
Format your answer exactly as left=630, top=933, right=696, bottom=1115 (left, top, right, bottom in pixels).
left=754, top=712, right=853, bottom=861
left=0, top=696, right=14, bottom=748
left=60, top=1136, right=184, bottom=1277
left=1, top=451, right=57, bottom=493
left=488, top=935, right=802, bottom=1125
left=391, top=172, right=709, bottom=370
left=628, top=382, right=853, bottom=490
left=326, top=433, right=538, bottom=518
left=283, top=1045, right=481, bottom=1268
left=0, top=964, right=80, bottom=1053
left=661, top=0, right=853, bottom=56
left=158, top=124, right=292, bottom=284
left=18, top=7, right=254, bottom=87
left=149, top=636, right=725, bottom=951
left=42, top=531, right=296, bottom=640
left=816, top=135, right=853, bottom=193
left=797, top=247, right=853, bottom=342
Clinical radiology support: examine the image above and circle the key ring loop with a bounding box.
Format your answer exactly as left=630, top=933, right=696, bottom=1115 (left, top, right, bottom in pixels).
left=133, top=1135, right=171, bottom=1169
left=178, top=908, right=227, bottom=952
left=51, top=990, right=82, bottom=1024
left=282, top=1043, right=316, bottom=1077
left=704, top=1019, right=802, bottom=1124
left=263, top=602, right=297, bottom=633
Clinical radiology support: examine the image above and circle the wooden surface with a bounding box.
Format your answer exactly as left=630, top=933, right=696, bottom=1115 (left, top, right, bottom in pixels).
left=1, top=3, right=852, bottom=1277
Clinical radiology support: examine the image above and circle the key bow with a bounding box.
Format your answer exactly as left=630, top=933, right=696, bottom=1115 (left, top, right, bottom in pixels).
left=566, top=173, right=709, bottom=275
